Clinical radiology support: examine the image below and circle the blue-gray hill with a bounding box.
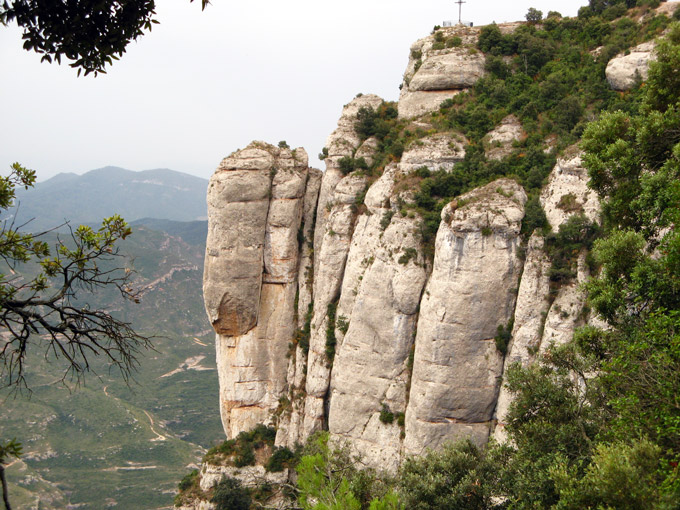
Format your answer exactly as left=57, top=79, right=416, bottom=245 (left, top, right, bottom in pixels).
left=12, top=166, right=208, bottom=232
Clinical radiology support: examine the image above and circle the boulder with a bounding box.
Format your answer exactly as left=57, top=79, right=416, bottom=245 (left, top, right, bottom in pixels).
left=605, top=41, right=655, bottom=91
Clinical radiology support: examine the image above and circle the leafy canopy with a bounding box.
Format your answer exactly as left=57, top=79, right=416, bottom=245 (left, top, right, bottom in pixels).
left=0, top=163, right=152, bottom=391
left=0, top=0, right=210, bottom=75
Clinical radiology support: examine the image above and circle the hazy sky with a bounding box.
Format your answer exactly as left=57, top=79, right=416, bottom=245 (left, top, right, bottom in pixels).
left=0, top=0, right=588, bottom=182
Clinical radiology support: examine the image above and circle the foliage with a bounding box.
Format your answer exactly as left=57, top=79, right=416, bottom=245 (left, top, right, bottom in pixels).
left=337, top=315, right=350, bottom=335
left=266, top=446, right=297, bottom=472
left=211, top=476, right=251, bottom=510
left=494, top=319, right=513, bottom=354
left=325, top=301, right=338, bottom=363
left=521, top=195, right=549, bottom=235
left=293, top=302, right=314, bottom=354
left=296, top=432, right=362, bottom=510
left=545, top=214, right=601, bottom=289
left=499, top=344, right=607, bottom=508
left=379, top=404, right=394, bottom=424
left=175, top=469, right=203, bottom=507
left=178, top=469, right=199, bottom=492
left=0, top=163, right=153, bottom=391
left=397, top=248, right=418, bottom=265
left=526, top=7, right=543, bottom=23
left=0, top=0, right=209, bottom=75
left=402, top=7, right=669, bottom=256
left=368, top=491, right=404, bottom=510
left=203, top=424, right=276, bottom=467
left=551, top=439, right=664, bottom=510
left=339, top=156, right=369, bottom=175
left=398, top=440, right=499, bottom=510
left=496, top=21, right=680, bottom=510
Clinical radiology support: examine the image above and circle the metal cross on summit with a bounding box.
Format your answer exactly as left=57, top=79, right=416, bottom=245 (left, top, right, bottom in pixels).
left=456, top=0, right=466, bottom=25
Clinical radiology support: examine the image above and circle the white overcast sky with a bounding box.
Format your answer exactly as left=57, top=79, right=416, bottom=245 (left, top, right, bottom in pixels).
left=0, top=0, right=588, bottom=181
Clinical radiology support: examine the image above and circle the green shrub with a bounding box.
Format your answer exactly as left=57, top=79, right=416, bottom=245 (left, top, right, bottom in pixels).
left=398, top=247, right=418, bottom=265
left=379, top=404, right=395, bottom=424
left=174, top=468, right=204, bottom=506
left=495, top=319, right=514, bottom=354
left=446, top=36, right=462, bottom=48
left=380, top=210, right=395, bottom=231
left=211, top=476, right=251, bottom=510
left=266, top=446, right=297, bottom=472
left=178, top=469, right=199, bottom=492
left=339, top=156, right=354, bottom=175
left=233, top=442, right=255, bottom=467
left=337, top=315, right=350, bottom=334
left=293, top=302, right=313, bottom=354
left=546, top=214, right=601, bottom=288
left=521, top=195, right=549, bottom=235
left=526, top=7, right=543, bottom=23
left=399, top=440, right=497, bottom=510
left=326, top=301, right=338, bottom=362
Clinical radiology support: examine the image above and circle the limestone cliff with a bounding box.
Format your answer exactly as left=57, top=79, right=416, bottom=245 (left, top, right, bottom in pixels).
left=198, top=12, right=662, bottom=479
left=203, top=143, right=321, bottom=437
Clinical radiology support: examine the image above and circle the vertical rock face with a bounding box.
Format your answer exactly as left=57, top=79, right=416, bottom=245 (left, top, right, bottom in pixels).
left=404, top=179, right=527, bottom=454
left=492, top=233, right=551, bottom=442
left=397, top=23, right=520, bottom=119
left=201, top=24, right=607, bottom=472
left=327, top=165, right=428, bottom=471
left=398, top=25, right=484, bottom=119
left=540, top=148, right=601, bottom=229
left=492, top=150, right=601, bottom=441
left=204, top=142, right=320, bottom=438
left=299, top=94, right=383, bottom=441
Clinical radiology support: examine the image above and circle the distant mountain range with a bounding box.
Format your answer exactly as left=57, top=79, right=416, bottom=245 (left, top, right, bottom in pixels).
left=10, top=166, right=208, bottom=232
left=0, top=166, right=220, bottom=508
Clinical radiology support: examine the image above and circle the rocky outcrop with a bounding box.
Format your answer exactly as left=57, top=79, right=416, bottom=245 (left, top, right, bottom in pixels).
left=493, top=153, right=601, bottom=441
left=397, top=23, right=523, bottom=119
left=280, top=94, right=384, bottom=445
left=398, top=26, right=484, bottom=119
left=327, top=165, right=428, bottom=471
left=540, top=148, right=600, bottom=229
left=400, top=133, right=467, bottom=173
left=492, top=233, right=551, bottom=442
left=605, top=41, right=655, bottom=91
left=204, top=142, right=320, bottom=438
left=408, top=50, right=485, bottom=91
left=404, top=179, right=527, bottom=454
left=484, top=115, right=523, bottom=161
left=201, top=18, right=614, bottom=475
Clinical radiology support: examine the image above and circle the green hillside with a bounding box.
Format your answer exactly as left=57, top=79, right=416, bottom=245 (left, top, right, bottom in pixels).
left=0, top=223, right=222, bottom=509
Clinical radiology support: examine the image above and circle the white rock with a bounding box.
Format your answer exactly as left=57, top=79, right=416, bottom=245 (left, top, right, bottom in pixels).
left=327, top=169, right=427, bottom=471
left=409, top=49, right=486, bottom=91
left=484, top=115, right=523, bottom=161
left=205, top=142, right=321, bottom=439
left=404, top=179, right=527, bottom=454
left=400, top=133, right=467, bottom=173
left=397, top=90, right=461, bottom=120
left=540, top=148, right=601, bottom=231
left=605, top=41, right=655, bottom=91
left=493, top=233, right=551, bottom=442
